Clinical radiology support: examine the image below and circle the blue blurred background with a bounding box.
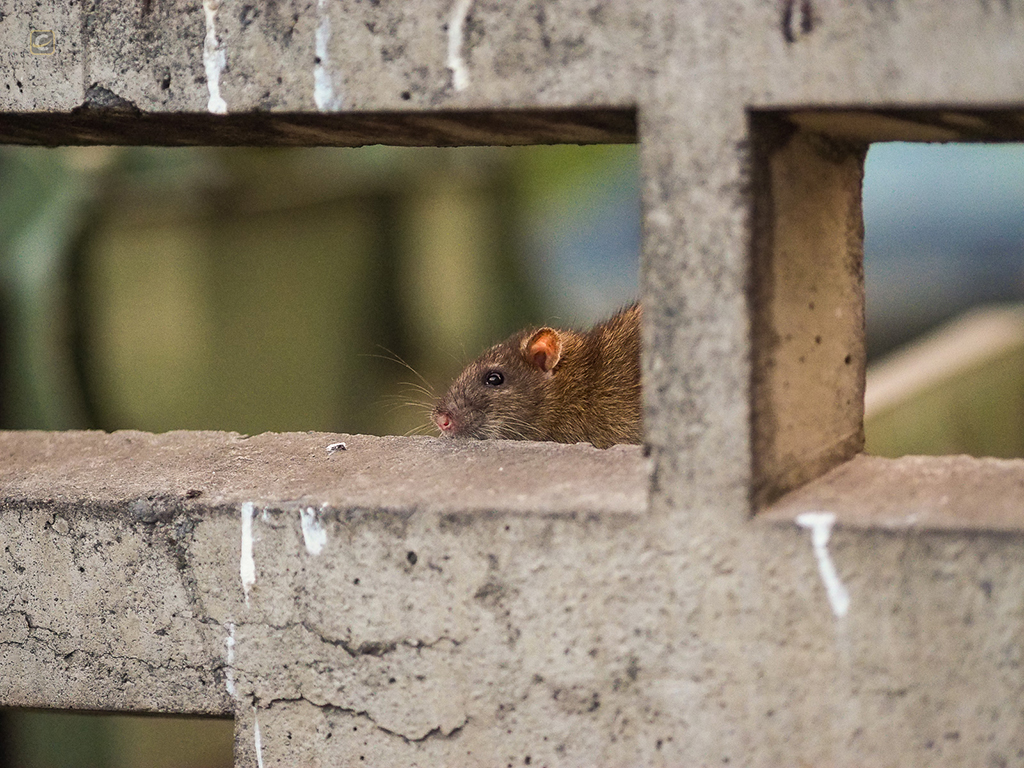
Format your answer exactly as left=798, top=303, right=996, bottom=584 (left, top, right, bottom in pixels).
left=864, top=143, right=1024, bottom=359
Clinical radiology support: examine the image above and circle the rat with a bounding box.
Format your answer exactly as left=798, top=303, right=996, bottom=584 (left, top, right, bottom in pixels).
left=432, top=303, right=641, bottom=448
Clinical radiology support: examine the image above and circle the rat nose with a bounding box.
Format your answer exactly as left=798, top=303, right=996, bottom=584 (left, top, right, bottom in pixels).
left=434, top=410, right=455, bottom=434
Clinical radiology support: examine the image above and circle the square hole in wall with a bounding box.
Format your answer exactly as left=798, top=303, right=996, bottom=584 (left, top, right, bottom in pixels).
left=0, top=144, right=639, bottom=441
left=753, top=110, right=1024, bottom=527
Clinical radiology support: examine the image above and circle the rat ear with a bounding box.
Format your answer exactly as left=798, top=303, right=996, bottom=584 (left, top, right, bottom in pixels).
left=523, top=328, right=562, bottom=374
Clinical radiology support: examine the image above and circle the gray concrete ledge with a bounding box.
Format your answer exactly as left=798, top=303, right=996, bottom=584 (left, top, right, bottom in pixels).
left=4, top=433, right=1024, bottom=765
left=0, top=430, right=648, bottom=517
left=764, top=453, right=1024, bottom=531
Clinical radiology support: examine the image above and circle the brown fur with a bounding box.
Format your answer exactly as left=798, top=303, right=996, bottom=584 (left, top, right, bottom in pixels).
left=432, top=303, right=642, bottom=448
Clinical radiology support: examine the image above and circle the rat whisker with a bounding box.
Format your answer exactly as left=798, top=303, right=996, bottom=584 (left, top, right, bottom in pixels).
left=503, top=422, right=538, bottom=441
left=381, top=402, right=431, bottom=419
left=379, top=393, right=433, bottom=412
left=404, top=421, right=435, bottom=437
left=396, top=382, right=438, bottom=403
left=365, top=347, right=437, bottom=396
left=375, top=392, right=433, bottom=413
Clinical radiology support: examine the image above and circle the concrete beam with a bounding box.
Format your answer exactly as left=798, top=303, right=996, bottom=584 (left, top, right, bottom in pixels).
left=3, top=430, right=1024, bottom=766
left=0, top=430, right=647, bottom=516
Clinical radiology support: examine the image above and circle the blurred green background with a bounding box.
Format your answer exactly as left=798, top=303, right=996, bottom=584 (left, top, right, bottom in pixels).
left=1, top=711, right=232, bottom=768
left=0, top=144, right=640, bottom=439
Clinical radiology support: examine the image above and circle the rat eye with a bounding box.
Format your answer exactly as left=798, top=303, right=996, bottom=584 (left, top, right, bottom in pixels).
left=483, top=370, right=504, bottom=387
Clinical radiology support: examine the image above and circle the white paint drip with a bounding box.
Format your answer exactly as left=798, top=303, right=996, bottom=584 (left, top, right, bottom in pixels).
left=796, top=512, right=850, bottom=618
left=314, top=0, right=342, bottom=110
left=240, top=502, right=256, bottom=604
left=447, top=0, right=474, bottom=91
left=202, top=0, right=228, bottom=114
left=224, top=623, right=236, bottom=696
left=300, top=506, right=327, bottom=555
left=253, top=707, right=265, bottom=768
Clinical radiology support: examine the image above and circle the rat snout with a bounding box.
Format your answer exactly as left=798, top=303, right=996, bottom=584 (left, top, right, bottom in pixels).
left=433, top=379, right=482, bottom=438
left=433, top=408, right=457, bottom=436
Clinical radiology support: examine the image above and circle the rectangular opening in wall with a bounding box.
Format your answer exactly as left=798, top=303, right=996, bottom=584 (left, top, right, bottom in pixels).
left=0, top=709, right=233, bottom=768
left=755, top=109, right=1024, bottom=529
left=0, top=144, right=640, bottom=446
left=863, top=142, right=1024, bottom=459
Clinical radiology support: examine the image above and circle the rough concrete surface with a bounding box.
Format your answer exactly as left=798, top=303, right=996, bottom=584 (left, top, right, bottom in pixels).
left=3, top=430, right=1024, bottom=767
left=766, top=453, right=1024, bottom=531
left=0, top=430, right=647, bottom=516
left=750, top=117, right=867, bottom=506
left=3, top=0, right=1024, bottom=765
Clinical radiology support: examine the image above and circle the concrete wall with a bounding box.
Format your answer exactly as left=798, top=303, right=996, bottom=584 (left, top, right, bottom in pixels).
left=2, top=1, right=1024, bottom=765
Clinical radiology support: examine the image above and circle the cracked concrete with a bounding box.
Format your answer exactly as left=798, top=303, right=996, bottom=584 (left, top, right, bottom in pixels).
left=4, top=434, right=1024, bottom=764
left=0, top=493, right=231, bottom=714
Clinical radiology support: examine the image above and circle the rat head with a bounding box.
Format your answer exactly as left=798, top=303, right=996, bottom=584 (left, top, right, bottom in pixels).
left=433, top=326, right=563, bottom=440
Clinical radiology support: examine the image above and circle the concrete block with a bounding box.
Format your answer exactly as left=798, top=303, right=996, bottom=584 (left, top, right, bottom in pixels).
left=0, top=0, right=84, bottom=111
left=3, top=1, right=1024, bottom=765
left=3, top=430, right=1024, bottom=766
left=750, top=116, right=867, bottom=507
